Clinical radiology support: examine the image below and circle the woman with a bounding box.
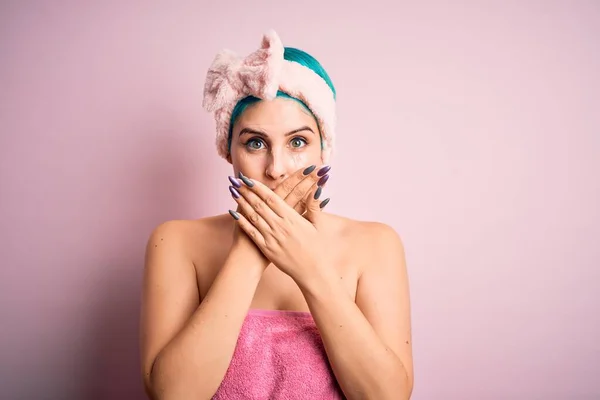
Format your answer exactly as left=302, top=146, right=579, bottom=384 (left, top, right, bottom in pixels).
left=140, top=30, right=414, bottom=400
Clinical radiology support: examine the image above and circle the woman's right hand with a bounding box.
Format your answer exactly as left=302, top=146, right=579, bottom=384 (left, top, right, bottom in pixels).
left=228, top=164, right=328, bottom=263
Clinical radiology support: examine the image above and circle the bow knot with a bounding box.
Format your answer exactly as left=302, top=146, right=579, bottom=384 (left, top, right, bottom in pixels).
left=203, top=30, right=285, bottom=112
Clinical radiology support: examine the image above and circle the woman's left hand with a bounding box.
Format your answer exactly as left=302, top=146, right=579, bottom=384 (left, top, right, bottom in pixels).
left=228, top=172, right=331, bottom=285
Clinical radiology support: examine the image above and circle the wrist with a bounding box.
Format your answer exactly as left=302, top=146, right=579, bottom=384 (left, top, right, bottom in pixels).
left=229, top=240, right=269, bottom=270
left=221, top=250, right=265, bottom=284
left=295, top=264, right=339, bottom=299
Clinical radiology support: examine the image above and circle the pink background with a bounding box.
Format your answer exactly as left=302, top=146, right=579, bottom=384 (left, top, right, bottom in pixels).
left=1, top=1, right=598, bottom=399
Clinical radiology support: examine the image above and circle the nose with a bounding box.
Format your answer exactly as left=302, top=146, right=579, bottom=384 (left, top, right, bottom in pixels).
left=265, top=148, right=289, bottom=181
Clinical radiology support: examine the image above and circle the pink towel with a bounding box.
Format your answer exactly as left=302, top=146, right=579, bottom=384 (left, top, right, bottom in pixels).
left=212, top=309, right=345, bottom=399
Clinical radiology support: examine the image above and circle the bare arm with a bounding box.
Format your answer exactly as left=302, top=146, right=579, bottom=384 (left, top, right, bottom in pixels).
left=297, top=223, right=414, bottom=400
left=140, top=221, right=268, bottom=400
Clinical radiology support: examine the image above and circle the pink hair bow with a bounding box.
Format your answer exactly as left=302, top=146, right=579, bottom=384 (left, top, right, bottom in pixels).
left=202, top=30, right=285, bottom=112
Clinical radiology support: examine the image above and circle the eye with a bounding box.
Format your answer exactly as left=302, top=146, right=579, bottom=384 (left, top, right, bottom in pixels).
left=290, top=137, right=307, bottom=148
left=245, top=138, right=265, bottom=150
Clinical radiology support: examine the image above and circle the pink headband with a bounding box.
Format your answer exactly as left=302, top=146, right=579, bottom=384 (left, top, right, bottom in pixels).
left=202, top=30, right=337, bottom=163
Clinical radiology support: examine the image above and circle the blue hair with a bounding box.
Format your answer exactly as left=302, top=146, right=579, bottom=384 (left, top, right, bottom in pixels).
left=227, top=47, right=336, bottom=152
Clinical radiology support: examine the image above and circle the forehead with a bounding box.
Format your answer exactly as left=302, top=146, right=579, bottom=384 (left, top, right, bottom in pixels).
left=234, top=97, right=318, bottom=134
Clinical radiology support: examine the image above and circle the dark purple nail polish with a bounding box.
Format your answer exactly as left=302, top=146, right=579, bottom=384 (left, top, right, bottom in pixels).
left=317, top=165, right=331, bottom=177
left=228, top=176, right=242, bottom=188
left=314, top=186, right=323, bottom=200
left=317, top=174, right=329, bottom=187
left=303, top=165, right=316, bottom=175
left=229, top=186, right=240, bottom=199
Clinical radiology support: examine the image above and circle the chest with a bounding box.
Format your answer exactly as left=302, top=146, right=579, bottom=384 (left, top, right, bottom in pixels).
left=195, top=238, right=361, bottom=311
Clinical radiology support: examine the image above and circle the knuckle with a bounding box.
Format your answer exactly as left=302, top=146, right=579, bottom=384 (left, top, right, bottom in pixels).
left=280, top=224, right=291, bottom=236
left=282, top=215, right=295, bottom=227
left=265, top=195, right=276, bottom=207
left=252, top=201, right=263, bottom=211
left=249, top=213, right=260, bottom=223
left=264, top=237, right=276, bottom=249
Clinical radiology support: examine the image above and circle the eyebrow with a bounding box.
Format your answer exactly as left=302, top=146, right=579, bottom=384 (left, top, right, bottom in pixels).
left=238, top=126, right=315, bottom=138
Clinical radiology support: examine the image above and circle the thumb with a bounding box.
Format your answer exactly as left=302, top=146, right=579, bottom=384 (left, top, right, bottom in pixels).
left=305, top=185, right=330, bottom=223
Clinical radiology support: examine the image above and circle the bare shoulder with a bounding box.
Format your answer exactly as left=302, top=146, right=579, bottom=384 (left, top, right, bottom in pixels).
left=357, top=220, right=407, bottom=275
left=326, top=213, right=404, bottom=250
left=145, top=215, right=231, bottom=259
left=323, top=213, right=406, bottom=275
left=146, top=215, right=226, bottom=241
left=144, top=215, right=233, bottom=297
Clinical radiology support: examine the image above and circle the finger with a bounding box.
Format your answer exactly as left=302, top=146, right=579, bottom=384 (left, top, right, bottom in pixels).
left=293, top=166, right=330, bottom=215
left=276, top=164, right=330, bottom=198
left=238, top=172, right=292, bottom=218
left=232, top=174, right=282, bottom=227
left=230, top=184, right=276, bottom=233
left=305, top=185, right=330, bottom=223
left=278, top=165, right=331, bottom=210
left=273, top=165, right=317, bottom=199
left=291, top=168, right=332, bottom=214
left=290, top=179, right=317, bottom=214
left=293, top=196, right=307, bottom=214
left=228, top=209, right=266, bottom=247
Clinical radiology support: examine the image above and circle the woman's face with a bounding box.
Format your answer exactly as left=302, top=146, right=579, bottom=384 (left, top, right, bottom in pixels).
left=228, top=97, right=323, bottom=189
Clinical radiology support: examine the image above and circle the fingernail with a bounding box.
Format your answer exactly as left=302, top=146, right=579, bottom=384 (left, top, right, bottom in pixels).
left=238, top=172, right=254, bottom=187
left=317, top=165, right=331, bottom=177
left=228, top=176, right=242, bottom=188
left=314, top=186, right=323, bottom=200
left=229, top=186, right=240, bottom=199
left=317, top=174, right=329, bottom=187
left=319, top=198, right=330, bottom=209
left=228, top=209, right=240, bottom=220
left=303, top=165, right=317, bottom=175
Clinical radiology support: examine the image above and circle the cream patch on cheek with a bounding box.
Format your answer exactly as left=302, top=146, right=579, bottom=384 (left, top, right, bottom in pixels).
left=234, top=149, right=270, bottom=180
left=292, top=153, right=308, bottom=169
